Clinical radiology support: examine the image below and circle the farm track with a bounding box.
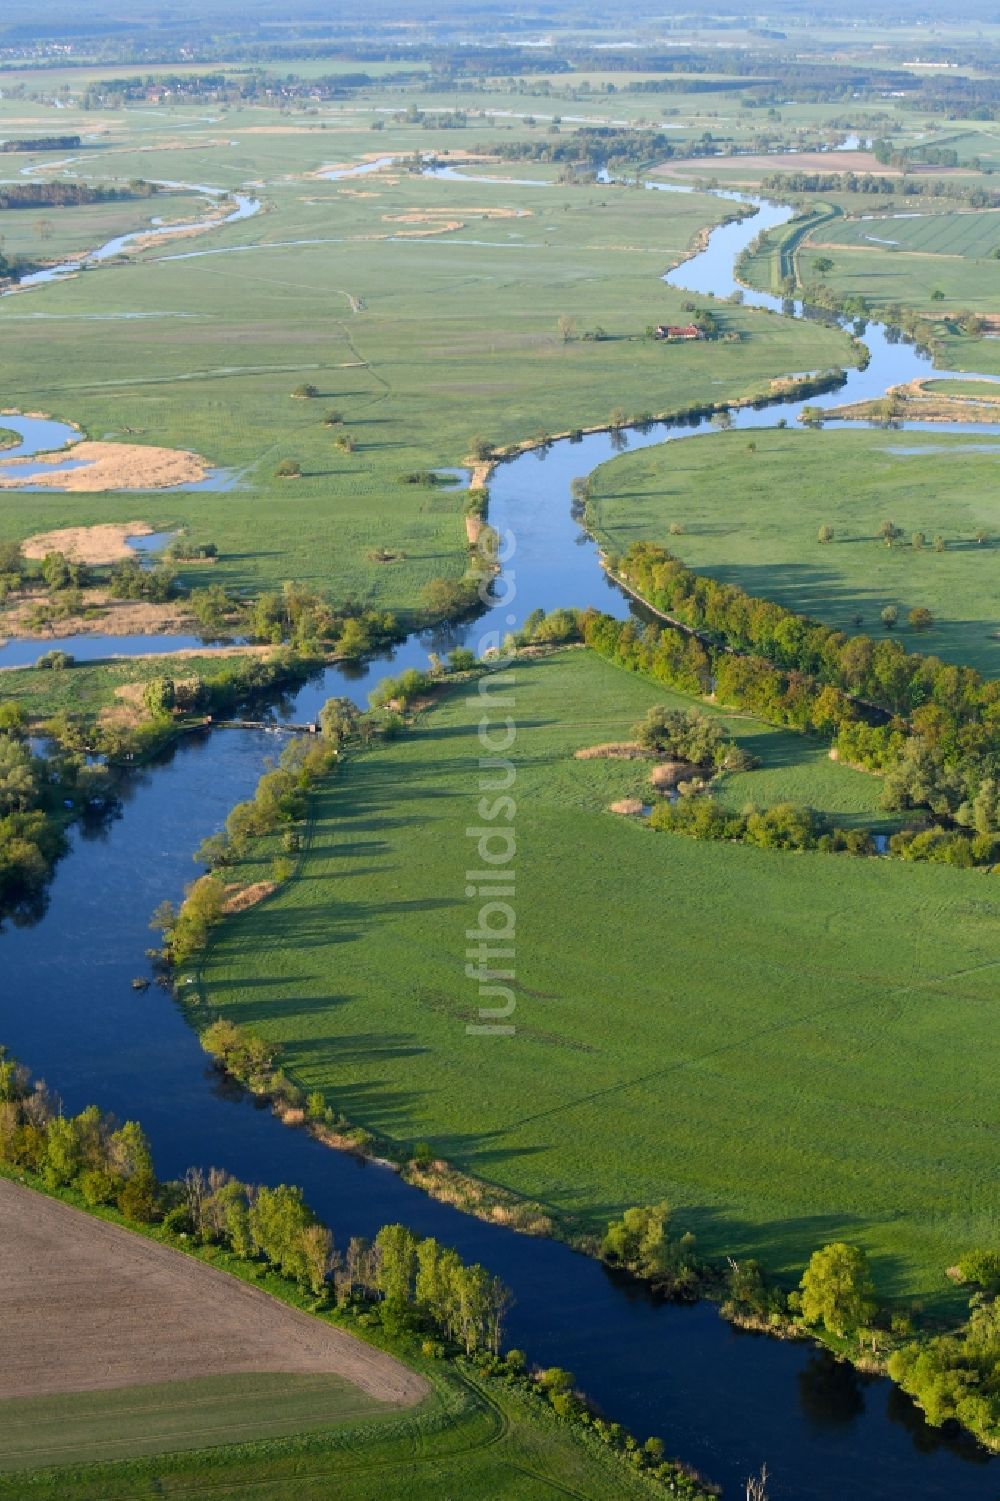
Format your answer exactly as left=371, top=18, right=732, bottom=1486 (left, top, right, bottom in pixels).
left=111, top=1378, right=518, bottom=1501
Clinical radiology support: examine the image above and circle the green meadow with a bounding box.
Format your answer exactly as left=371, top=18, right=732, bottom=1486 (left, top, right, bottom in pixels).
left=0, top=1373, right=396, bottom=1473
left=199, top=649, right=1000, bottom=1310
left=797, top=230, right=1000, bottom=318
left=0, top=1368, right=673, bottom=1501
left=587, top=426, right=1000, bottom=677
left=0, top=110, right=852, bottom=623
left=0, top=190, right=208, bottom=266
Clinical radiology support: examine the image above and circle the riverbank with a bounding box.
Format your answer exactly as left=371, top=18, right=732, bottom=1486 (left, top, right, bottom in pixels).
left=826, top=375, right=1000, bottom=424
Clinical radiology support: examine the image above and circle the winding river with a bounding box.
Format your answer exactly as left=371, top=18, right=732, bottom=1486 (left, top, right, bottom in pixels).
left=1, top=170, right=999, bottom=1499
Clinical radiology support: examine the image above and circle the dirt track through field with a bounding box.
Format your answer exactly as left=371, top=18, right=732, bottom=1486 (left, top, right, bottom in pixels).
left=0, top=1179, right=427, bottom=1406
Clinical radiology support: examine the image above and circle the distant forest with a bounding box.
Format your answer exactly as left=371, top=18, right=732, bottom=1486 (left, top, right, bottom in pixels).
left=0, top=135, right=81, bottom=153
left=0, top=180, right=158, bottom=210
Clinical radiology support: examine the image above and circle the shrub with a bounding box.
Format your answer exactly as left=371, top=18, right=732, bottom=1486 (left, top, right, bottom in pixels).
left=35, top=650, right=73, bottom=670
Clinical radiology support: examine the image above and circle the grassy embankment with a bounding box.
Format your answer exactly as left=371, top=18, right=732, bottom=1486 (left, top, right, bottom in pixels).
left=921, top=377, right=1000, bottom=398
left=584, top=426, right=1000, bottom=678
left=197, top=648, right=1000, bottom=1313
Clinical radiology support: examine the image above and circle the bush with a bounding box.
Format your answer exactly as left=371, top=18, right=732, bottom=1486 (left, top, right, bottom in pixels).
left=35, top=650, right=73, bottom=670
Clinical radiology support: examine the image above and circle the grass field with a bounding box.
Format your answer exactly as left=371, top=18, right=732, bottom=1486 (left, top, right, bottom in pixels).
left=0, top=101, right=854, bottom=630
left=0, top=1370, right=674, bottom=1501
left=0, top=190, right=210, bottom=266
left=0, top=1373, right=393, bottom=1472
left=814, top=209, right=1000, bottom=261
left=587, top=426, right=1000, bottom=676
left=797, top=229, right=1000, bottom=319
left=199, top=649, right=1000, bottom=1310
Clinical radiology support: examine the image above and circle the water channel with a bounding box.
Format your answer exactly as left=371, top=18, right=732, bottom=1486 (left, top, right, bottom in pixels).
left=1, top=166, right=998, bottom=1499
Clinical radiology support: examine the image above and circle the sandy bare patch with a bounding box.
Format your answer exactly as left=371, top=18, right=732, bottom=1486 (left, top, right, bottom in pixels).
left=574, top=741, right=646, bottom=760
left=391, top=222, right=465, bottom=238
left=0, top=441, right=209, bottom=493
left=22, top=522, right=154, bottom=565
left=0, top=1178, right=426, bottom=1406
left=828, top=375, right=1000, bottom=423
left=100, top=681, right=153, bottom=730
left=1, top=589, right=192, bottom=640
left=650, top=761, right=698, bottom=789
left=241, top=125, right=337, bottom=135
left=610, top=797, right=645, bottom=816
left=222, top=880, right=278, bottom=914
left=387, top=206, right=527, bottom=224
left=309, top=153, right=400, bottom=179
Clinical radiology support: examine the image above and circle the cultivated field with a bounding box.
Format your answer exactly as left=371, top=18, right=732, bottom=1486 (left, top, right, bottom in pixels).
left=816, top=208, right=1000, bottom=260
left=0, top=1177, right=423, bottom=1469
left=199, top=649, right=1000, bottom=1309
left=797, top=222, right=1000, bottom=318
left=587, top=426, right=1000, bottom=676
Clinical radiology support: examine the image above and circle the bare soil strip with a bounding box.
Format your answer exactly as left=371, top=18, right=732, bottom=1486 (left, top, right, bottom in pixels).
left=21, top=521, right=154, bottom=564
left=0, top=441, right=209, bottom=492
left=0, top=1179, right=427, bottom=1406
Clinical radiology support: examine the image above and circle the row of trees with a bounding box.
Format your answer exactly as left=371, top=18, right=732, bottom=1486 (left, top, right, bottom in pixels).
left=760, top=169, right=1000, bottom=211
left=647, top=795, right=885, bottom=859
left=159, top=733, right=337, bottom=962
left=608, top=542, right=999, bottom=832
left=0, top=1043, right=512, bottom=1349
left=0, top=1048, right=158, bottom=1219
left=0, top=179, right=158, bottom=211
left=0, top=702, right=114, bottom=911
left=0, top=135, right=81, bottom=152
